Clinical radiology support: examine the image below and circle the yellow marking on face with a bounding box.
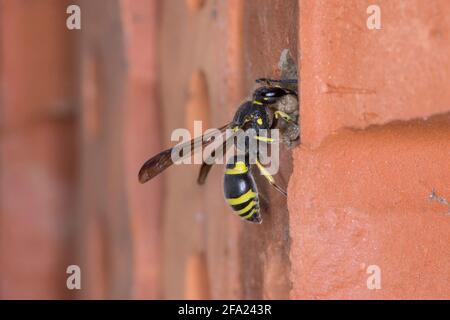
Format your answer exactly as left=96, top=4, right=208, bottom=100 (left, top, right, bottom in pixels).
left=237, top=200, right=257, bottom=215
left=256, top=160, right=275, bottom=183
left=257, top=118, right=263, bottom=125
left=254, top=136, right=273, bottom=143
left=252, top=100, right=263, bottom=105
left=226, top=189, right=257, bottom=205
left=242, top=208, right=258, bottom=219
left=232, top=126, right=239, bottom=132
left=224, top=161, right=248, bottom=175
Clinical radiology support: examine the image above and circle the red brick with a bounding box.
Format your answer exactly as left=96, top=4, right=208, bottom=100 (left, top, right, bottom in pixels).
left=0, top=0, right=76, bottom=299
left=77, top=0, right=162, bottom=299
left=289, top=0, right=450, bottom=299
left=159, top=0, right=298, bottom=299
left=300, top=0, right=450, bottom=148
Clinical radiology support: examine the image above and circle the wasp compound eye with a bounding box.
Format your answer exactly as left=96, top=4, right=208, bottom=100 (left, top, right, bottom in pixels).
left=263, top=88, right=285, bottom=97
left=253, top=87, right=289, bottom=104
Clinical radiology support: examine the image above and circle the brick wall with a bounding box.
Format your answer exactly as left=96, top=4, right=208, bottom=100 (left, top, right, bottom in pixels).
left=0, top=0, right=76, bottom=299
left=76, top=0, right=162, bottom=299
left=1, top=0, right=449, bottom=299
left=290, top=0, right=450, bottom=299
left=0, top=0, right=162, bottom=299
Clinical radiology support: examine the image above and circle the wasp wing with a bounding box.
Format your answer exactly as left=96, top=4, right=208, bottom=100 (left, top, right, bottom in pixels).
left=138, top=123, right=231, bottom=183
left=197, top=161, right=214, bottom=185
left=197, top=130, right=239, bottom=185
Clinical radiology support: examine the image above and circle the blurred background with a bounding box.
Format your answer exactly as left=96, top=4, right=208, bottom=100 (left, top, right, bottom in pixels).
left=2, top=0, right=450, bottom=300
left=0, top=0, right=298, bottom=299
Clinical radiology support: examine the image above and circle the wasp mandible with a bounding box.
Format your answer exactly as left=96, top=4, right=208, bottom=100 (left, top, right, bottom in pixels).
left=138, top=78, right=299, bottom=224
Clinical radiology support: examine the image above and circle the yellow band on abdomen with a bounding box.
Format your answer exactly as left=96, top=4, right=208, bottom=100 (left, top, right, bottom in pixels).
left=224, top=161, right=248, bottom=175
left=236, top=200, right=257, bottom=215
left=242, top=208, right=258, bottom=220
left=226, top=189, right=256, bottom=205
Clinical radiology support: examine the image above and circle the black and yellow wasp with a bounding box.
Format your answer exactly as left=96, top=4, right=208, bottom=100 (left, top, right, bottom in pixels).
left=138, top=78, right=298, bottom=224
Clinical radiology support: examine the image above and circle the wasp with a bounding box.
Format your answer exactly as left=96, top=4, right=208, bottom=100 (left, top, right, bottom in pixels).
left=138, top=78, right=299, bottom=224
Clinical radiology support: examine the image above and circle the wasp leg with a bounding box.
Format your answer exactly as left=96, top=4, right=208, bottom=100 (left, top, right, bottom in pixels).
left=256, top=78, right=298, bottom=86
left=256, top=78, right=298, bottom=95
left=255, top=159, right=287, bottom=197
left=254, top=136, right=277, bottom=143
left=274, top=110, right=294, bottom=123
left=253, top=135, right=286, bottom=147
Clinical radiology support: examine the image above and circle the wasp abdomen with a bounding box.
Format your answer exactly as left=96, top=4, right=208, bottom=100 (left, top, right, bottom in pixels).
left=223, top=159, right=261, bottom=223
